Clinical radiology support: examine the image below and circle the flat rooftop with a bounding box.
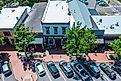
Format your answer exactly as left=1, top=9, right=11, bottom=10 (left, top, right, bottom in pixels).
left=0, top=6, right=30, bottom=29
left=42, top=1, right=70, bottom=23
left=91, top=16, right=121, bottom=35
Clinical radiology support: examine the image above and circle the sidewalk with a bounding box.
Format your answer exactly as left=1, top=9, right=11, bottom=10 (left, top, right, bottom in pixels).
left=6, top=51, right=37, bottom=81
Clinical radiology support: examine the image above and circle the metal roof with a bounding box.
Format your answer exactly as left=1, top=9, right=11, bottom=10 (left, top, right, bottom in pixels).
left=68, top=0, right=92, bottom=28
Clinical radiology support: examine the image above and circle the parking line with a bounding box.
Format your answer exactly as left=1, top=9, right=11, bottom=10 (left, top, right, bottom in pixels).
left=56, top=64, right=67, bottom=81
left=116, top=73, right=121, bottom=80
left=42, top=62, right=52, bottom=81
left=1, top=73, right=5, bottom=81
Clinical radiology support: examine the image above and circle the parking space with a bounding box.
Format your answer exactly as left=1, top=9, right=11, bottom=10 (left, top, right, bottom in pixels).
left=0, top=62, right=17, bottom=81
left=42, top=62, right=65, bottom=81
left=35, top=61, right=121, bottom=81
left=4, top=63, right=17, bottom=81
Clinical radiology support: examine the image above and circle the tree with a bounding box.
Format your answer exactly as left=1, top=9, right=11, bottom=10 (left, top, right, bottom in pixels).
left=109, top=36, right=121, bottom=60
left=0, top=36, right=4, bottom=45
left=14, top=24, right=35, bottom=56
left=63, top=23, right=96, bottom=58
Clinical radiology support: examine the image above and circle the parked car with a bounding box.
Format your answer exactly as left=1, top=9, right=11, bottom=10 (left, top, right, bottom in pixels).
left=111, top=62, right=121, bottom=76
left=35, top=62, right=46, bottom=76
left=0, top=62, right=2, bottom=74
left=70, top=60, right=92, bottom=81
left=2, top=61, right=12, bottom=77
left=47, top=61, right=60, bottom=78
left=99, top=63, right=116, bottom=80
left=82, top=61, right=100, bottom=78
left=59, top=60, right=74, bottom=78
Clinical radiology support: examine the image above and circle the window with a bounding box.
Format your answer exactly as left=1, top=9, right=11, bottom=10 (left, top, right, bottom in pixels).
left=11, top=39, right=14, bottom=44
left=45, top=27, right=50, bottom=34
left=54, top=27, right=58, bottom=34
left=62, top=27, right=66, bottom=34
left=3, top=32, right=11, bottom=36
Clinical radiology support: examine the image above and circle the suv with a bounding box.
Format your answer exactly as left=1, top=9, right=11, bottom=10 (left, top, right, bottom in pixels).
left=47, top=61, right=60, bottom=78
left=111, top=62, right=121, bottom=76
left=82, top=61, right=100, bottom=78
left=59, top=60, right=74, bottom=78
left=99, top=63, right=116, bottom=80
left=35, top=62, right=46, bottom=76
left=70, top=60, right=92, bottom=81
left=2, top=61, right=12, bottom=77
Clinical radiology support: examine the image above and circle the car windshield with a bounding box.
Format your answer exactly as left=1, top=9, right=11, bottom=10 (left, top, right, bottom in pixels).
left=64, top=65, right=71, bottom=73
left=81, top=70, right=88, bottom=77
left=51, top=66, right=58, bottom=73
left=2, top=64, right=9, bottom=72
left=36, top=62, right=41, bottom=66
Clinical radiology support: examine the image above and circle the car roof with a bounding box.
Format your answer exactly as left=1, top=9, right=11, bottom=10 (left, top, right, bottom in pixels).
left=90, top=65, right=100, bottom=73
left=2, top=64, right=9, bottom=72
left=36, top=63, right=44, bottom=72
left=51, top=66, right=58, bottom=73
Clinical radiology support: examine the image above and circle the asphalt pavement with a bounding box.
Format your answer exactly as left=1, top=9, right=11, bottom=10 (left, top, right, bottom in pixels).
left=35, top=62, right=121, bottom=81
left=0, top=63, right=17, bottom=81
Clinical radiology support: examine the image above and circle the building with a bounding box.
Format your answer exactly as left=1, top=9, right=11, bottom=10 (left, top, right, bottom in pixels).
left=0, top=6, right=30, bottom=44
left=91, top=15, right=121, bottom=43
left=25, top=4, right=47, bottom=49
left=41, top=1, right=70, bottom=48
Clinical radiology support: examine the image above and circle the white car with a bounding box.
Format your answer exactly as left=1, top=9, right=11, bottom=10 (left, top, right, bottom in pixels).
left=35, top=62, right=46, bottom=76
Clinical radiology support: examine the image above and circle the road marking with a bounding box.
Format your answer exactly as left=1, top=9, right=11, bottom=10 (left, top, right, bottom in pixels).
left=1, top=73, right=5, bottom=81
left=92, top=78, right=96, bottom=81
left=42, top=62, right=52, bottom=81
left=116, top=73, right=121, bottom=80
left=56, top=63, right=67, bottom=81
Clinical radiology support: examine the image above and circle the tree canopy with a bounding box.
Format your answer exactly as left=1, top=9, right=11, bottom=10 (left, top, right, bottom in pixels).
left=109, top=36, right=121, bottom=59
left=14, top=24, right=35, bottom=52
left=63, top=23, right=96, bottom=57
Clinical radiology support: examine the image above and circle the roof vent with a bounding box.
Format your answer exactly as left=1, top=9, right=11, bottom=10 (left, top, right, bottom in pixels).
left=62, top=6, right=63, bottom=9
left=68, top=8, right=71, bottom=15
left=56, top=4, right=58, bottom=7
left=115, top=22, right=119, bottom=26
left=99, top=19, right=102, bottom=23
left=110, top=25, right=114, bottom=29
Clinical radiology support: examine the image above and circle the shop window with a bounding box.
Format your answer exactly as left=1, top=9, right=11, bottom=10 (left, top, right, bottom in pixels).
left=49, top=39, right=53, bottom=44
left=3, top=31, right=11, bottom=36
left=54, top=27, right=58, bottom=34
left=45, top=27, right=50, bottom=34
left=62, top=27, right=66, bottom=34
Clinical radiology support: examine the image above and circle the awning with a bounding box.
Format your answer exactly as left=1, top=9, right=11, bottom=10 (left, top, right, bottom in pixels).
left=95, top=39, right=104, bottom=44
left=105, top=40, right=114, bottom=44
left=30, top=38, right=43, bottom=44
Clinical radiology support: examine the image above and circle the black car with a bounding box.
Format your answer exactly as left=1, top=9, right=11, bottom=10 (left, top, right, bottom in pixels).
left=47, top=61, right=60, bottom=78
left=70, top=60, right=92, bottom=81
left=99, top=63, right=116, bottom=80
left=112, top=62, right=121, bottom=76
left=82, top=61, right=100, bottom=78
left=59, top=60, right=74, bottom=78
left=2, top=61, right=12, bottom=77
